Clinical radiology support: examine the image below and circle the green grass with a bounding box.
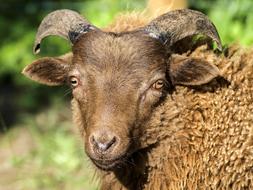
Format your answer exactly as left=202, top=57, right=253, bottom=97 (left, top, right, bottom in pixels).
left=0, top=103, right=99, bottom=190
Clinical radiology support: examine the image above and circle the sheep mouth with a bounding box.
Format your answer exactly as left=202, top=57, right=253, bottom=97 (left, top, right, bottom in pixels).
left=90, top=155, right=127, bottom=171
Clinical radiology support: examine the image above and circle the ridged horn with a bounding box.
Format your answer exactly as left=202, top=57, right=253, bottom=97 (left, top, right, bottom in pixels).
left=33, top=9, right=97, bottom=54
left=143, top=9, right=222, bottom=51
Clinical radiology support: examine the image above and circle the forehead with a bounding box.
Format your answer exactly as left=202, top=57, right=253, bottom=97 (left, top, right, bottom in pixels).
left=71, top=31, right=167, bottom=91
left=72, top=31, right=166, bottom=71
left=72, top=31, right=168, bottom=94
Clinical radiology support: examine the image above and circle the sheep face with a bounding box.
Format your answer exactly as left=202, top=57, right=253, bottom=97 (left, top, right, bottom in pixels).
left=23, top=30, right=220, bottom=170
left=22, top=9, right=222, bottom=171
left=70, top=31, right=168, bottom=170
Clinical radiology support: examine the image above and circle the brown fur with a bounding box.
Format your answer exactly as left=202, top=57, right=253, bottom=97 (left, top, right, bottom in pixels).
left=23, top=11, right=253, bottom=190
left=79, top=16, right=252, bottom=190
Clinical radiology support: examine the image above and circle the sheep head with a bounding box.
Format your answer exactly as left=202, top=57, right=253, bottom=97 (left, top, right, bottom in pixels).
left=22, top=9, right=221, bottom=171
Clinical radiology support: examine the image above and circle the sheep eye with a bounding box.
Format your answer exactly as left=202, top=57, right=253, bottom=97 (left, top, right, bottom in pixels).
left=152, top=79, right=164, bottom=90
left=69, top=76, right=79, bottom=87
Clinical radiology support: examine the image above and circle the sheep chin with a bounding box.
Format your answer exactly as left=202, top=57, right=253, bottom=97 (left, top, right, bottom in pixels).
left=90, top=155, right=128, bottom=171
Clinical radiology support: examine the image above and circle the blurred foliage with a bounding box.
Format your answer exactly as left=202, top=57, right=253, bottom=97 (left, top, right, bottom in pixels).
left=189, top=0, right=253, bottom=46
left=0, top=103, right=98, bottom=190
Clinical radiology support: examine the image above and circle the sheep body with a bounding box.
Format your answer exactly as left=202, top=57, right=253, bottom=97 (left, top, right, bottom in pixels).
left=23, top=9, right=253, bottom=190
left=77, top=14, right=253, bottom=190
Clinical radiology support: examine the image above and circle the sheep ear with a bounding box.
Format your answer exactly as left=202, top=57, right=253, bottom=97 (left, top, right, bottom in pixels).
left=169, top=54, right=220, bottom=86
left=22, top=53, right=72, bottom=86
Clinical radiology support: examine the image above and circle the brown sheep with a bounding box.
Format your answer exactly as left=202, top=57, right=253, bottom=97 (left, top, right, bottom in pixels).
left=22, top=9, right=253, bottom=190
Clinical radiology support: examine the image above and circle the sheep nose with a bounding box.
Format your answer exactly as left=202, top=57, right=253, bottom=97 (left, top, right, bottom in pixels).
left=90, top=133, right=117, bottom=152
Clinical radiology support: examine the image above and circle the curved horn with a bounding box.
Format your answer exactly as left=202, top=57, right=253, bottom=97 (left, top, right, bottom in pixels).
left=143, top=9, right=222, bottom=51
left=34, top=9, right=97, bottom=54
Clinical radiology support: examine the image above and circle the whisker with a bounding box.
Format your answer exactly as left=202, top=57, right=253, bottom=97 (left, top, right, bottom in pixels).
left=63, top=88, right=72, bottom=97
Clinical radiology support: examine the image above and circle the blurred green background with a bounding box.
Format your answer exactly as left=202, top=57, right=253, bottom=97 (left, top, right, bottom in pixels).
left=0, top=0, right=252, bottom=190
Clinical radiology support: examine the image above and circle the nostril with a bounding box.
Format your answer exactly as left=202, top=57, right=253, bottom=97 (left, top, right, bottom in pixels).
left=91, top=135, right=117, bottom=152
left=97, top=136, right=116, bottom=152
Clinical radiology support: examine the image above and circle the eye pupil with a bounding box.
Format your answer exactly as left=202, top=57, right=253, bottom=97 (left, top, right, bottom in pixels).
left=70, top=76, right=79, bottom=87
left=153, top=80, right=164, bottom=90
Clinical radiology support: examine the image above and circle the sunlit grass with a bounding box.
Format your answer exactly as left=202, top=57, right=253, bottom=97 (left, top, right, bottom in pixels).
left=0, top=103, right=99, bottom=190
